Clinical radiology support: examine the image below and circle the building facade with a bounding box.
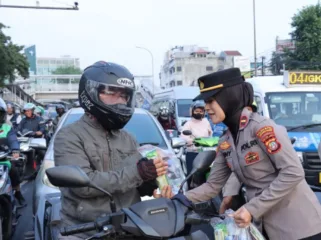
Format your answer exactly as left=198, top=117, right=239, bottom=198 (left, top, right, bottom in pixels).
left=159, top=45, right=243, bottom=88
left=36, top=55, right=80, bottom=75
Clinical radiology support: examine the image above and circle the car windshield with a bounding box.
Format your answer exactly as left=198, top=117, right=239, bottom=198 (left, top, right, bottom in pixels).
left=177, top=99, right=193, bottom=117
left=266, top=92, right=321, bottom=131
left=62, top=112, right=167, bottom=148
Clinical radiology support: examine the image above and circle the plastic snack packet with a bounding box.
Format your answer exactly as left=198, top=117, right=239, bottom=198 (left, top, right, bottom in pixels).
left=212, top=209, right=266, bottom=240
left=138, top=144, right=186, bottom=194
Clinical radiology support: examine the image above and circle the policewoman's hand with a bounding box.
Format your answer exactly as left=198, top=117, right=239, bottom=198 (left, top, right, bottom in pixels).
left=153, top=185, right=174, bottom=199
left=219, top=196, right=233, bottom=214
left=230, top=206, right=252, bottom=228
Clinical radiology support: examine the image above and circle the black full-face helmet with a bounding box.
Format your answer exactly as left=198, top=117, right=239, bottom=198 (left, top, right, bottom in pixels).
left=78, top=61, right=136, bottom=130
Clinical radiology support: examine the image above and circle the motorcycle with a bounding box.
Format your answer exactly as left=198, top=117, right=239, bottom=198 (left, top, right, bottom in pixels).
left=31, top=151, right=221, bottom=240
left=0, top=144, right=20, bottom=240
left=17, top=130, right=47, bottom=180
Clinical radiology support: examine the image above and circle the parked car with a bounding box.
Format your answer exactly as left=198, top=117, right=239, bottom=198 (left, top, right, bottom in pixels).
left=32, top=107, right=185, bottom=214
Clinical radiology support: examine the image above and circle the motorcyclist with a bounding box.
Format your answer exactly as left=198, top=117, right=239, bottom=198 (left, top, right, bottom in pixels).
left=0, top=98, right=26, bottom=206
left=160, top=68, right=321, bottom=240
left=54, top=61, right=169, bottom=240
left=17, top=103, right=45, bottom=138
left=6, top=102, right=22, bottom=129
left=157, top=105, right=177, bottom=130
left=53, top=104, right=66, bottom=125
left=181, top=101, right=212, bottom=145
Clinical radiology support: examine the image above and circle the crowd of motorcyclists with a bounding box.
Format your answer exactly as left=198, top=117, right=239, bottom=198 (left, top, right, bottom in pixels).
left=0, top=100, right=67, bottom=211
left=1, top=62, right=321, bottom=240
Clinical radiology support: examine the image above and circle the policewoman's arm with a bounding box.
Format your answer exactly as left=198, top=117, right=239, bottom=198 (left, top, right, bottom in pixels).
left=244, top=119, right=305, bottom=220
left=222, top=172, right=242, bottom=197
left=185, top=149, right=231, bottom=202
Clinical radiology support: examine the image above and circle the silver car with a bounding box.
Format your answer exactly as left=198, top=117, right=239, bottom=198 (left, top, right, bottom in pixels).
left=33, top=107, right=186, bottom=214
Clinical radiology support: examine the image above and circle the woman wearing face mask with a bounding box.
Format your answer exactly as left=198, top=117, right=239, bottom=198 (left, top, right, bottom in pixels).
left=162, top=68, right=321, bottom=240
left=181, top=101, right=213, bottom=145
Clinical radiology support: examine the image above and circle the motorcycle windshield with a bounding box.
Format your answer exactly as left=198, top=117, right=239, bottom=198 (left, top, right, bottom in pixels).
left=194, top=137, right=220, bottom=147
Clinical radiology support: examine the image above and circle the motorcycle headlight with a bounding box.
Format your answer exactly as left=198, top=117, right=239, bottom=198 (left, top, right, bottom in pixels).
left=42, top=160, right=58, bottom=189
left=297, top=152, right=304, bottom=164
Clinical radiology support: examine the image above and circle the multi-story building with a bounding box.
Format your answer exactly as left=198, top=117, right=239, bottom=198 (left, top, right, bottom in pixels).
left=159, top=45, right=244, bottom=88
left=36, top=55, right=80, bottom=75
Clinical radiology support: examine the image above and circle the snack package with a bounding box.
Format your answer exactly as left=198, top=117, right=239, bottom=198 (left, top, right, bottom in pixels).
left=138, top=144, right=187, bottom=194
left=211, top=209, right=266, bottom=240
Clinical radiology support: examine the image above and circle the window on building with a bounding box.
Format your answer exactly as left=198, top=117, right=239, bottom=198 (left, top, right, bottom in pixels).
left=177, top=81, right=183, bottom=86
left=50, top=60, right=56, bottom=64
left=206, top=66, right=213, bottom=71
left=177, top=66, right=182, bottom=72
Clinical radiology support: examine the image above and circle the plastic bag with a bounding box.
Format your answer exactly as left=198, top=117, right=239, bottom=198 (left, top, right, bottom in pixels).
left=138, top=144, right=186, bottom=194
left=211, top=209, right=266, bottom=240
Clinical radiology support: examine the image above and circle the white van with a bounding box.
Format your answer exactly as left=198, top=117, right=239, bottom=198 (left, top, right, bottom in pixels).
left=149, top=86, right=200, bottom=130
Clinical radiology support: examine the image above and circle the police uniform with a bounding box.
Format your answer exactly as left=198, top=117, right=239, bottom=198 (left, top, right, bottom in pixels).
left=185, top=69, right=321, bottom=240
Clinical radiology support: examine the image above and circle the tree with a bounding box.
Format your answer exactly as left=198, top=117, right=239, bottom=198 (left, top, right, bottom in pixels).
left=51, top=66, right=82, bottom=74
left=0, top=23, right=29, bottom=85
left=269, top=52, right=285, bottom=75
left=285, top=4, right=321, bottom=70
left=51, top=66, right=82, bottom=84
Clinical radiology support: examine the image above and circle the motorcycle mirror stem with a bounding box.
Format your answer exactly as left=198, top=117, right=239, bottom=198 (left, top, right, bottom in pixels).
left=89, top=182, right=117, bottom=213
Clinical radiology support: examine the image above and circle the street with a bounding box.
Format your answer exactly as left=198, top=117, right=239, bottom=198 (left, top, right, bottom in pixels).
left=13, top=180, right=34, bottom=240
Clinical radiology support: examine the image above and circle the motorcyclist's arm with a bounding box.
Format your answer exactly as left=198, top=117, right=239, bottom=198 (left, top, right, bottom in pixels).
left=222, top=172, right=242, bottom=197
left=127, top=134, right=158, bottom=197
left=37, top=117, right=46, bottom=134
left=54, top=128, right=144, bottom=198
left=244, top=120, right=305, bottom=220
left=185, top=149, right=231, bottom=202
left=17, top=119, right=24, bottom=133
left=7, top=128, right=20, bottom=151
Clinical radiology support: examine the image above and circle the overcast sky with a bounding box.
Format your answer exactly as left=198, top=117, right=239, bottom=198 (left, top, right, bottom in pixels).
left=0, top=0, right=318, bottom=86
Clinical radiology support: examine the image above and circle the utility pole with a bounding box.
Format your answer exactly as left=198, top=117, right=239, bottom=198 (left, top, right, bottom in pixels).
left=253, top=0, right=258, bottom=77
left=0, top=2, right=79, bottom=10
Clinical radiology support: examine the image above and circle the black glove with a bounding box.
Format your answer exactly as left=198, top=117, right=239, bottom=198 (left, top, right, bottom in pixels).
left=137, top=158, right=157, bottom=182
left=172, top=193, right=193, bottom=209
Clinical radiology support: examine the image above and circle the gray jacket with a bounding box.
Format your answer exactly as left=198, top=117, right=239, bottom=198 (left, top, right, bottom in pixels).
left=54, top=114, right=144, bottom=238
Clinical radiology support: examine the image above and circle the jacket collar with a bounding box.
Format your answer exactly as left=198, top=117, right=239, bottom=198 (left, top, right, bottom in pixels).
left=82, top=113, right=120, bottom=136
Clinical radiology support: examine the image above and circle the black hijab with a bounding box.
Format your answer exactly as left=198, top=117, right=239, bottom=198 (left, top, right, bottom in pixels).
left=214, top=82, right=254, bottom=141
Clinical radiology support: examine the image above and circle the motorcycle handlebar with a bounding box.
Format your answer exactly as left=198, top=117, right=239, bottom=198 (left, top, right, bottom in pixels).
left=61, top=222, right=97, bottom=236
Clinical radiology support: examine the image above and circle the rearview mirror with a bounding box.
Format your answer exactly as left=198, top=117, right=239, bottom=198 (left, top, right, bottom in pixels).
left=171, top=137, right=186, bottom=149
left=192, top=151, right=216, bottom=173
left=182, top=130, right=192, bottom=136
left=30, top=138, right=47, bottom=150
left=178, top=151, right=216, bottom=194
left=46, top=165, right=91, bottom=188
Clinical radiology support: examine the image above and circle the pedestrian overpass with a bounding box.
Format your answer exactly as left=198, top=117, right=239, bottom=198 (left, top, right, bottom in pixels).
left=27, top=75, right=156, bottom=104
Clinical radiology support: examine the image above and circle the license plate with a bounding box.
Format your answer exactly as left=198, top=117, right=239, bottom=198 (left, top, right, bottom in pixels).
left=319, top=173, right=321, bottom=183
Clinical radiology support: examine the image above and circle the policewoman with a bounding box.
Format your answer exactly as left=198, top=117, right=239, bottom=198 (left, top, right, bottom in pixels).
left=175, top=68, right=321, bottom=240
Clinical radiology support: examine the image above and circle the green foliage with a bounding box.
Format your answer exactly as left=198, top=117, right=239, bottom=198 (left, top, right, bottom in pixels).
left=0, top=23, right=29, bottom=85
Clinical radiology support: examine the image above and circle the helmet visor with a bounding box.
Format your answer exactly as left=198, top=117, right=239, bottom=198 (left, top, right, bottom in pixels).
left=85, top=79, right=135, bottom=112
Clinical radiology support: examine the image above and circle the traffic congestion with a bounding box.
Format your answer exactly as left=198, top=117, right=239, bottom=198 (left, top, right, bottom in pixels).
left=0, top=65, right=320, bottom=240
left=2, top=0, right=321, bottom=239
